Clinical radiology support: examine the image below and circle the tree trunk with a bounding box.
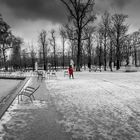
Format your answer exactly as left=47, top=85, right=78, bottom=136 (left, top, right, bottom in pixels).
left=88, top=38, right=91, bottom=70
left=116, top=38, right=120, bottom=70
left=99, top=41, right=102, bottom=69
left=104, top=37, right=107, bottom=71
left=54, top=44, right=56, bottom=71
left=109, top=41, right=113, bottom=72
left=99, top=53, right=101, bottom=69
left=62, top=38, right=65, bottom=69
left=116, top=59, right=120, bottom=70
left=32, top=58, right=35, bottom=71
left=76, top=30, right=82, bottom=71
left=2, top=44, right=8, bottom=71
left=43, top=45, right=46, bottom=70
left=134, top=47, right=137, bottom=67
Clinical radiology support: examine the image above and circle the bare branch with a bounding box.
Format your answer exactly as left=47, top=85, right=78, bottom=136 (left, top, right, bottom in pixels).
left=60, top=0, right=77, bottom=19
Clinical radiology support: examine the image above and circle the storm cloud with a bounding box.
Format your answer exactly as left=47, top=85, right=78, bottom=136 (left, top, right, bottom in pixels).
left=0, top=0, right=139, bottom=44
left=0, top=0, right=66, bottom=22
left=95, top=0, right=133, bottom=13
left=0, top=0, right=134, bottom=21
left=0, top=0, right=136, bottom=22
left=110, top=0, right=132, bottom=9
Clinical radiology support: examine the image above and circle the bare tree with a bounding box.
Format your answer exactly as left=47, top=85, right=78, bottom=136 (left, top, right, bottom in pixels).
left=120, top=35, right=131, bottom=66
left=50, top=29, right=57, bottom=70
left=29, top=44, right=36, bottom=71
left=65, top=24, right=77, bottom=62
left=99, top=11, right=111, bottom=71
left=38, top=30, right=48, bottom=70
left=60, top=0, right=96, bottom=71
left=11, top=36, right=23, bottom=70
left=21, top=49, right=28, bottom=70
left=130, top=31, right=140, bottom=66
left=111, top=13, right=128, bottom=70
left=98, top=31, right=103, bottom=69
left=95, top=30, right=103, bottom=69
left=108, top=24, right=115, bottom=71
left=109, top=39, right=113, bottom=71
left=0, top=15, right=12, bottom=70
left=60, top=27, right=67, bottom=69
left=84, top=26, right=95, bottom=69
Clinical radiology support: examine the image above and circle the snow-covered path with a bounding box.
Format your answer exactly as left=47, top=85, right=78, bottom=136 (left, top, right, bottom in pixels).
left=46, top=72, right=140, bottom=140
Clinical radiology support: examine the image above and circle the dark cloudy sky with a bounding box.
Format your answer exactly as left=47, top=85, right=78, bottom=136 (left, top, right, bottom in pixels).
left=0, top=0, right=140, bottom=45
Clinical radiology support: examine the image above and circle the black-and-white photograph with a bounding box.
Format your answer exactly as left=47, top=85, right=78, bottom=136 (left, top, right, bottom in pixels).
left=0, top=0, right=140, bottom=139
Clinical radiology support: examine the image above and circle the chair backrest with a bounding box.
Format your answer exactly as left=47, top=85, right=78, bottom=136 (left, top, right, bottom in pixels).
left=52, top=72, right=56, bottom=75
left=25, top=85, right=40, bottom=93
left=34, top=85, right=40, bottom=92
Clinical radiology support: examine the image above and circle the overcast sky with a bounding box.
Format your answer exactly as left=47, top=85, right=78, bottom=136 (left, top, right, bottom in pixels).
left=0, top=0, right=140, bottom=46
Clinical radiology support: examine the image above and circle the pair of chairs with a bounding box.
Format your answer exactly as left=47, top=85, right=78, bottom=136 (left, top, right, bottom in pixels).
left=36, top=71, right=57, bottom=80
left=36, top=71, right=46, bottom=81
left=46, top=72, right=57, bottom=79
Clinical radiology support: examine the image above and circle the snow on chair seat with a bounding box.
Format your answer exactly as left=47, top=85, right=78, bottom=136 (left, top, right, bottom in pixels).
left=18, top=85, right=40, bottom=103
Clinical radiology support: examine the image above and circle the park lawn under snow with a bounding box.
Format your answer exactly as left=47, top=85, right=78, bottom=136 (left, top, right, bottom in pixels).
left=46, top=71, right=140, bottom=140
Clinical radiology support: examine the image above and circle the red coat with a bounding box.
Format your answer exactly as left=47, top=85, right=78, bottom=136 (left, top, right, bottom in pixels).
left=68, top=67, right=73, bottom=75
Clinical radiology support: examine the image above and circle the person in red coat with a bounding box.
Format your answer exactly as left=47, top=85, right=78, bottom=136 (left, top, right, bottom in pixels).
left=68, top=65, right=74, bottom=79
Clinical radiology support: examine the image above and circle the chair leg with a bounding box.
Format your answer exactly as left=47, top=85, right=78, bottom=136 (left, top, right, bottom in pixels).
left=20, top=95, right=23, bottom=101
left=18, top=95, right=20, bottom=104
left=32, top=95, right=35, bottom=100
left=29, top=96, right=33, bottom=102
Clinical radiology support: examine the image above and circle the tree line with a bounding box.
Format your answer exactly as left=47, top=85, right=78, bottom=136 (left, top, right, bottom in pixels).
left=0, top=0, right=140, bottom=72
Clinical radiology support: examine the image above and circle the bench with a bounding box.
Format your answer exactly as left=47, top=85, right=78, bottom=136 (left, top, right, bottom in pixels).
left=18, top=85, right=40, bottom=103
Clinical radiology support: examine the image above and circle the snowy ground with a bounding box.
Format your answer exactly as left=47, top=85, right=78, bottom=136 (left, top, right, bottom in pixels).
left=1, top=71, right=140, bottom=140
left=46, top=71, right=140, bottom=140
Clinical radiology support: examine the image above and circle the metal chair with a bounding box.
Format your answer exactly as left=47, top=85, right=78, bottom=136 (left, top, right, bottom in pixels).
left=18, top=85, right=40, bottom=103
